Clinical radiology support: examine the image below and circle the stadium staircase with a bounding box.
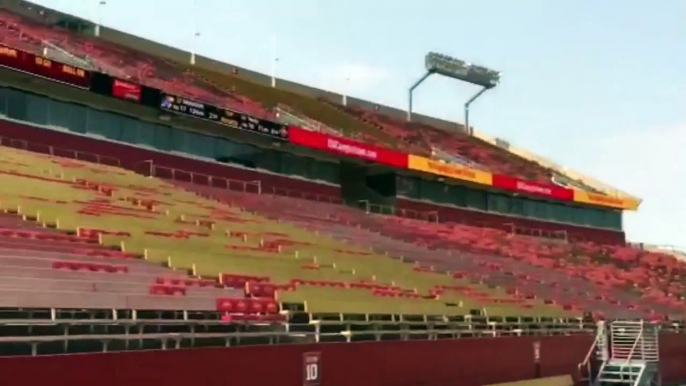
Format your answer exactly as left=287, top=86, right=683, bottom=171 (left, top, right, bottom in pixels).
left=586, top=320, right=660, bottom=386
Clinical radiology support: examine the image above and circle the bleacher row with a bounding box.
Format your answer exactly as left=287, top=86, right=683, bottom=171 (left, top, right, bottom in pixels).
left=0, top=138, right=684, bottom=325
left=0, top=7, right=592, bottom=188
left=183, top=184, right=686, bottom=320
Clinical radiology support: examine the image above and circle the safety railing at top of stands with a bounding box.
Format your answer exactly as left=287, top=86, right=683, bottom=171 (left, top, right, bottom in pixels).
left=275, top=105, right=343, bottom=137
left=135, top=160, right=262, bottom=195
left=264, top=186, right=344, bottom=205
left=0, top=324, right=595, bottom=358
left=0, top=135, right=121, bottom=167
left=40, top=40, right=95, bottom=71
left=357, top=200, right=440, bottom=223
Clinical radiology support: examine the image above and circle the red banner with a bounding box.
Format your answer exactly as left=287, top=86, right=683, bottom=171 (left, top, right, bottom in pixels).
left=288, top=126, right=408, bottom=168
left=112, top=79, right=141, bottom=102
left=492, top=174, right=574, bottom=201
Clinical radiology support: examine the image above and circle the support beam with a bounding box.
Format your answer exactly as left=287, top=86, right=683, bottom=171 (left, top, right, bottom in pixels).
left=407, top=71, right=432, bottom=121
left=464, top=87, right=489, bottom=136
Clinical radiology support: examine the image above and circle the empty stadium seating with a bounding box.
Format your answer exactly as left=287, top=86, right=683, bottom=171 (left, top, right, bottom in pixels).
left=0, top=119, right=678, bottom=323
left=335, top=103, right=554, bottom=182
left=181, top=183, right=686, bottom=321
left=0, top=139, right=597, bottom=321
left=0, top=7, right=582, bottom=186
left=0, top=211, right=246, bottom=311
left=0, top=9, right=273, bottom=120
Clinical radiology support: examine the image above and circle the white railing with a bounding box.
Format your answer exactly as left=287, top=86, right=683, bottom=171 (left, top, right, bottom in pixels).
left=276, top=105, right=342, bottom=136
left=0, top=310, right=598, bottom=357
left=633, top=365, right=647, bottom=386
left=136, top=160, right=262, bottom=195
left=264, top=186, right=343, bottom=204
left=430, top=146, right=484, bottom=169
left=610, top=320, right=659, bottom=363
left=41, top=40, right=95, bottom=70
left=0, top=135, right=121, bottom=167
left=357, top=200, right=439, bottom=223
left=578, top=320, right=611, bottom=386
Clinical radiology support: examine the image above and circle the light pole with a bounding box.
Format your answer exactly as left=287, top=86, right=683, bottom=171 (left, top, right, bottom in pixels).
left=190, top=31, right=200, bottom=65
left=95, top=0, right=106, bottom=37
left=464, top=87, right=488, bottom=135
left=190, top=0, right=200, bottom=65
left=342, top=76, right=351, bottom=106
left=271, top=35, right=279, bottom=88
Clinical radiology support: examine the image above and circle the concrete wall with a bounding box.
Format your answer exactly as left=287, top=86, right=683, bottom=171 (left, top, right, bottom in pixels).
left=0, top=335, right=590, bottom=386
left=1, top=333, right=685, bottom=386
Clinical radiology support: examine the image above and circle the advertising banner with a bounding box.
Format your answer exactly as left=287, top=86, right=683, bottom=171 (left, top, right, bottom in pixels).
left=492, top=174, right=574, bottom=201
left=288, top=126, right=409, bottom=168
left=112, top=79, right=141, bottom=102
left=407, top=155, right=492, bottom=185
left=573, top=190, right=640, bottom=210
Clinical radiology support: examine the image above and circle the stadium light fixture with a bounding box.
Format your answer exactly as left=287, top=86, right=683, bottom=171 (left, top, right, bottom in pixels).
left=408, top=52, right=501, bottom=134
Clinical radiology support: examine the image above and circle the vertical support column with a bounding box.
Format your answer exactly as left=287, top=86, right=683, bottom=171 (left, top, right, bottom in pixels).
left=407, top=72, right=432, bottom=121
left=464, top=87, right=489, bottom=136
left=597, top=320, right=608, bottom=362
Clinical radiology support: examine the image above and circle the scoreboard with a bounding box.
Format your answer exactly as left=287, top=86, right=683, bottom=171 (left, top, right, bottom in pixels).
left=160, top=93, right=288, bottom=141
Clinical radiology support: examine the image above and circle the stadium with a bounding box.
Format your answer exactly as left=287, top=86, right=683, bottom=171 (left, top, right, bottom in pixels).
left=0, top=0, right=682, bottom=385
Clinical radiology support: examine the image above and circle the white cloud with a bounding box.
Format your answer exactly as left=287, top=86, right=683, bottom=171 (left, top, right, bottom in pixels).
left=574, top=124, right=686, bottom=247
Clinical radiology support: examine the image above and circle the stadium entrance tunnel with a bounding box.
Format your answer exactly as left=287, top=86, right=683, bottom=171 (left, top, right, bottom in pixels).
left=339, top=161, right=397, bottom=208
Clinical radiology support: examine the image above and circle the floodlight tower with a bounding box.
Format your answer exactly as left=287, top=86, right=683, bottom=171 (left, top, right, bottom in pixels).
left=408, top=52, right=501, bottom=134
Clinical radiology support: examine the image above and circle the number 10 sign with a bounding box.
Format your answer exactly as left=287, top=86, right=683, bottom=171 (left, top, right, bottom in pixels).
left=303, top=352, right=321, bottom=386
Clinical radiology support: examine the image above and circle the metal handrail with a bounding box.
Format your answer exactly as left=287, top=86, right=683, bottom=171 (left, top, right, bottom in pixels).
left=620, top=321, right=643, bottom=382
left=578, top=329, right=601, bottom=386
left=579, top=331, right=600, bottom=370
left=624, top=322, right=642, bottom=363
left=0, top=136, right=121, bottom=167
left=357, top=200, right=440, bottom=222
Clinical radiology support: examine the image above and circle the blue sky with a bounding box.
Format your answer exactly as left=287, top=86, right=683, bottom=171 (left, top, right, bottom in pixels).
left=30, top=0, right=686, bottom=248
